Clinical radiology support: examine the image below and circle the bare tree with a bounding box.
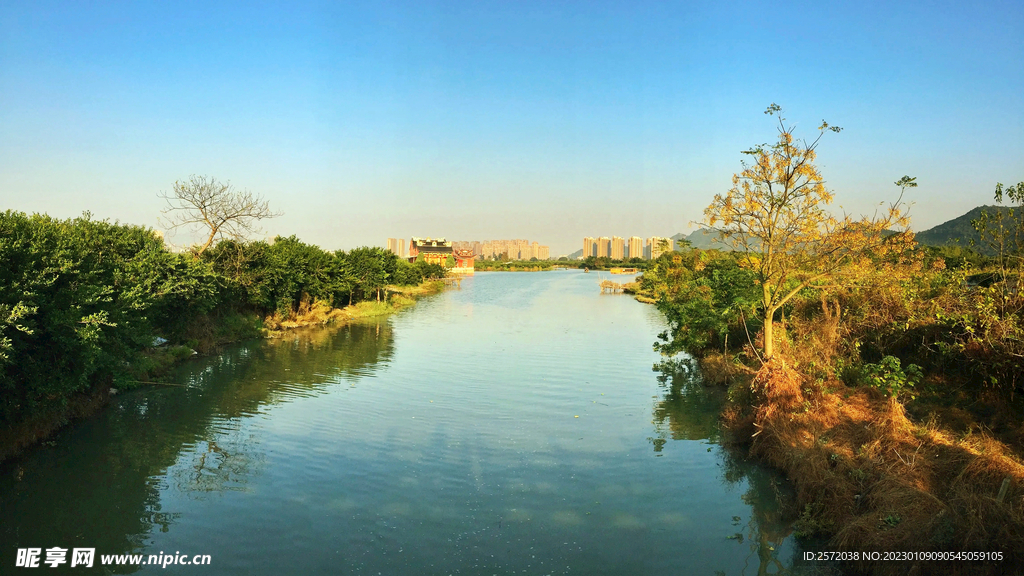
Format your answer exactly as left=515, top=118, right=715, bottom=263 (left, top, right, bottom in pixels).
left=159, top=175, right=282, bottom=256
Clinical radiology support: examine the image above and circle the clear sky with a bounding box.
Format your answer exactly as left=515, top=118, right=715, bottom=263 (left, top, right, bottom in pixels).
left=1, top=0, right=1021, bottom=255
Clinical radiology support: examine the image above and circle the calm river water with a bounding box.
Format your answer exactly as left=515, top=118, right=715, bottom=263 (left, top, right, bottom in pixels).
left=1, top=271, right=809, bottom=575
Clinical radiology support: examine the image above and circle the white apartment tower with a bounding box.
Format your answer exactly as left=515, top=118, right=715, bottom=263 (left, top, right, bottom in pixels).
left=647, top=237, right=670, bottom=260
left=628, top=236, right=643, bottom=259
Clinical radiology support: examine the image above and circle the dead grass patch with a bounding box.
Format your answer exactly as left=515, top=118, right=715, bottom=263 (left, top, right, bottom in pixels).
left=726, top=358, right=1024, bottom=575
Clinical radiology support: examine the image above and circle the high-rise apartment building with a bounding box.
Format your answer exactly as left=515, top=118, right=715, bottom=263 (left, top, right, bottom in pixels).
left=583, top=237, right=597, bottom=258
left=460, top=239, right=549, bottom=260
left=386, top=238, right=405, bottom=258
left=647, top=237, right=670, bottom=260
left=610, top=237, right=625, bottom=260
left=628, top=236, right=643, bottom=259
left=597, top=237, right=611, bottom=258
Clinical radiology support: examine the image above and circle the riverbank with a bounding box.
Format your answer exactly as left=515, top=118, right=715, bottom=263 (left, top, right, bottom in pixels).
left=704, top=354, right=1023, bottom=575
left=264, top=280, right=445, bottom=334
left=633, top=244, right=1024, bottom=574
left=0, top=208, right=448, bottom=464
left=473, top=260, right=560, bottom=271
left=1, top=269, right=798, bottom=574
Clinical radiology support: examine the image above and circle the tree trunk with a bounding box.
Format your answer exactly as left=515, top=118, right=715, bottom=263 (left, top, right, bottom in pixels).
left=763, top=309, right=774, bottom=359
left=195, top=229, right=217, bottom=257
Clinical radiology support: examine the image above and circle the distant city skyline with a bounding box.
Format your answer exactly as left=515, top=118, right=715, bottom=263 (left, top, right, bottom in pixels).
left=582, top=236, right=670, bottom=260
left=387, top=237, right=551, bottom=260
left=1, top=2, right=1021, bottom=256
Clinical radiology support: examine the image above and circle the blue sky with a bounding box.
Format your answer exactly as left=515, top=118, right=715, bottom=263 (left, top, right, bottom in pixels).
left=1, top=1, right=1021, bottom=255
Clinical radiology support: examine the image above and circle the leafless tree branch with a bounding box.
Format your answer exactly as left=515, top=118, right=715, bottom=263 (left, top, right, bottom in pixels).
left=158, top=175, right=282, bottom=256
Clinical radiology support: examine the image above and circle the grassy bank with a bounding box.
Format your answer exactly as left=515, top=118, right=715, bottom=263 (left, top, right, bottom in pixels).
left=264, top=280, right=444, bottom=332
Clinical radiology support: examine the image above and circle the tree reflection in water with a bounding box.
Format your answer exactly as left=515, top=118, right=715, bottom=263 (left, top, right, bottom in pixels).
left=650, top=359, right=839, bottom=576
left=650, top=357, right=725, bottom=445
left=0, top=319, right=393, bottom=570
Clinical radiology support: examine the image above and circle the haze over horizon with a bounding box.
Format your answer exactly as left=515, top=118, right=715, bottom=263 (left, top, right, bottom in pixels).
left=1, top=1, right=1021, bottom=256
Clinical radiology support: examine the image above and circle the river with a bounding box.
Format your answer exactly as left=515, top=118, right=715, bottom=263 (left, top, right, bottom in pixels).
left=1, top=270, right=807, bottom=575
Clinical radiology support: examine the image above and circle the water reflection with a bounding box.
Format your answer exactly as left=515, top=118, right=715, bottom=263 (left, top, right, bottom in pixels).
left=0, top=320, right=393, bottom=572
left=650, top=357, right=725, bottom=445
left=2, top=272, right=834, bottom=575
left=649, top=358, right=834, bottom=576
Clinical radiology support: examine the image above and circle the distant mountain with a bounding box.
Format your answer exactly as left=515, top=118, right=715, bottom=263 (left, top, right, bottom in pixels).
left=566, top=248, right=583, bottom=260
left=669, top=232, right=692, bottom=251
left=914, top=206, right=1015, bottom=254
left=665, top=206, right=1018, bottom=255
left=682, top=229, right=725, bottom=249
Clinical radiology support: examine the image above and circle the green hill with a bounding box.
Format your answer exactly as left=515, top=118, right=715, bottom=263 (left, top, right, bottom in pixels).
left=913, top=206, right=1015, bottom=253
left=681, top=229, right=723, bottom=249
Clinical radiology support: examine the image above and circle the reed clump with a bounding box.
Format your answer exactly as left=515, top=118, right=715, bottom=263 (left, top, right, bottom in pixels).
left=265, top=296, right=346, bottom=330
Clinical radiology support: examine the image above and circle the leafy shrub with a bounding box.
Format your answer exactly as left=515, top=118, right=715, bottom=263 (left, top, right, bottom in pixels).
left=856, top=356, right=922, bottom=399
left=0, top=211, right=207, bottom=422
left=650, top=251, right=760, bottom=356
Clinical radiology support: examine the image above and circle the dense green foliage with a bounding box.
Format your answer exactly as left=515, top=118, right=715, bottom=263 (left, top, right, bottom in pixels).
left=578, top=255, right=649, bottom=270
left=640, top=250, right=759, bottom=356
left=1, top=211, right=209, bottom=423
left=0, top=210, right=444, bottom=429
left=474, top=259, right=565, bottom=271
left=203, top=239, right=444, bottom=312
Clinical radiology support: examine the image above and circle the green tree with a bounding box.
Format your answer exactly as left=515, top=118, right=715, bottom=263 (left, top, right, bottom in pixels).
left=348, top=247, right=391, bottom=302
left=652, top=251, right=760, bottom=355
left=0, top=211, right=223, bottom=422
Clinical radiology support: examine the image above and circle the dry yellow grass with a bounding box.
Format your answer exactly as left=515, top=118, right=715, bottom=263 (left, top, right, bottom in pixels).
left=725, top=358, right=1024, bottom=575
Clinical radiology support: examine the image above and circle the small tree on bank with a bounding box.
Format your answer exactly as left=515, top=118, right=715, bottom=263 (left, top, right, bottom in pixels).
left=702, top=104, right=914, bottom=360
left=159, top=175, right=282, bottom=256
